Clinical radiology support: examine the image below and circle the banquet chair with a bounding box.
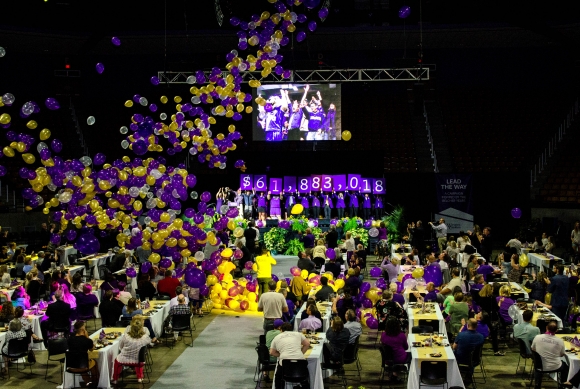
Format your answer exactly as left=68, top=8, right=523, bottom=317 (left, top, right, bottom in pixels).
left=535, top=319, right=547, bottom=334
left=379, top=345, right=409, bottom=389
left=283, top=359, right=311, bottom=389
left=82, top=259, right=95, bottom=283
left=64, top=351, right=94, bottom=389
left=253, top=343, right=276, bottom=386
left=170, top=314, right=194, bottom=347
left=515, top=338, right=534, bottom=378
left=419, top=361, right=448, bottom=389
left=529, top=350, right=564, bottom=389
left=119, top=346, right=150, bottom=387
left=342, top=335, right=362, bottom=381
left=1, top=337, right=33, bottom=378
left=457, top=344, right=484, bottom=388
left=418, top=319, right=439, bottom=333
left=412, top=325, right=433, bottom=334
left=45, top=338, right=68, bottom=382
left=313, top=257, right=325, bottom=270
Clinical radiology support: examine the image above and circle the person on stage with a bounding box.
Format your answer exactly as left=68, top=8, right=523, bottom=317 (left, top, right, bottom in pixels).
left=321, top=192, right=333, bottom=219
left=243, top=190, right=254, bottom=219
left=284, top=89, right=308, bottom=141
left=348, top=191, right=360, bottom=218
left=283, top=190, right=295, bottom=220
left=301, top=86, right=326, bottom=141
left=310, top=192, right=321, bottom=219
left=362, top=193, right=371, bottom=220
left=268, top=192, right=282, bottom=220
left=334, top=191, right=346, bottom=219
left=324, top=103, right=337, bottom=140
left=257, top=192, right=268, bottom=220
left=278, top=193, right=285, bottom=220
left=264, top=91, right=286, bottom=142
left=374, top=195, right=384, bottom=220
left=297, top=191, right=310, bottom=217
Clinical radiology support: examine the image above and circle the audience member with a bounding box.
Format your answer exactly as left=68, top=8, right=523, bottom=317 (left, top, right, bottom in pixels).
left=111, top=317, right=152, bottom=385
left=314, top=276, right=335, bottom=302
left=256, top=247, right=277, bottom=295
left=1, top=319, right=27, bottom=373
left=76, top=284, right=99, bottom=318
left=448, top=292, right=470, bottom=334
left=157, top=270, right=181, bottom=298
left=67, top=321, right=99, bottom=387
left=514, top=309, right=541, bottom=354
left=298, top=304, right=322, bottom=332
left=136, top=275, right=157, bottom=301
left=497, top=285, right=515, bottom=324
left=380, top=316, right=410, bottom=382
left=531, top=322, right=568, bottom=389
left=324, top=316, right=350, bottom=365
left=99, top=290, right=123, bottom=327
left=547, top=265, right=569, bottom=322
left=41, top=289, right=72, bottom=346
left=375, top=290, right=408, bottom=331
left=258, top=280, right=288, bottom=334
left=322, top=257, right=341, bottom=279
left=453, top=318, right=485, bottom=375
left=269, top=322, right=310, bottom=389
left=344, top=309, right=362, bottom=344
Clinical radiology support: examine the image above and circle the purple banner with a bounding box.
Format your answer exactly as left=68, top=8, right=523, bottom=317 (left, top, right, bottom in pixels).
left=310, top=175, right=322, bottom=192
left=253, top=175, right=267, bottom=191
left=332, top=175, right=346, bottom=191
left=373, top=178, right=386, bottom=194
left=283, top=176, right=296, bottom=193
left=269, top=178, right=282, bottom=194
left=240, top=174, right=253, bottom=190
left=321, top=175, right=333, bottom=192
left=297, top=177, right=311, bottom=193
left=360, top=178, right=372, bottom=193
left=347, top=174, right=361, bottom=191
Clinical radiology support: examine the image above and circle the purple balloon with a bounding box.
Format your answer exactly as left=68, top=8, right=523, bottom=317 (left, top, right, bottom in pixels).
left=184, top=267, right=206, bottom=288
left=318, top=7, right=329, bottom=19
left=398, top=5, right=411, bottom=19
left=200, top=191, right=211, bottom=203
left=367, top=316, right=379, bottom=329
left=308, top=21, right=317, bottom=32
left=45, top=97, right=60, bottom=110
left=150, top=76, right=160, bottom=85
left=303, top=0, right=321, bottom=9
left=296, top=31, right=307, bottom=42
left=51, top=139, right=63, bottom=153
left=111, top=37, right=121, bottom=46
left=66, top=229, right=77, bottom=241
left=272, top=274, right=279, bottom=282
left=362, top=298, right=373, bottom=308
left=74, top=233, right=100, bottom=255
left=376, top=278, right=387, bottom=289
left=96, top=63, right=105, bottom=74
left=159, top=258, right=172, bottom=269
left=360, top=282, right=371, bottom=293
left=50, top=233, right=62, bottom=245
left=244, top=261, right=253, bottom=270
left=93, top=153, right=106, bottom=165
left=364, top=220, right=372, bottom=228
left=326, top=248, right=336, bottom=260
left=423, top=265, right=443, bottom=286
left=369, top=267, right=382, bottom=277
left=511, top=207, right=522, bottom=219
left=126, top=268, right=137, bottom=278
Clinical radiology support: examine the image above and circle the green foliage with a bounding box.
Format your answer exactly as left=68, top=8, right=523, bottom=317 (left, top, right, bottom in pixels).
left=351, top=227, right=369, bottom=247
left=232, top=216, right=249, bottom=229
left=284, top=238, right=305, bottom=256
left=343, top=217, right=362, bottom=233
left=263, top=227, right=288, bottom=253
left=312, top=227, right=323, bottom=241
left=288, top=216, right=309, bottom=233
left=382, top=205, right=406, bottom=243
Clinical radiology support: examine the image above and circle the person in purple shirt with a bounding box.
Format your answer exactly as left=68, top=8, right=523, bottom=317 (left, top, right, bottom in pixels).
left=299, top=228, right=315, bottom=251
left=362, top=193, right=372, bottom=220
left=264, top=93, right=286, bottom=142
left=476, top=258, right=501, bottom=282
left=284, top=88, right=308, bottom=141
left=470, top=274, right=485, bottom=292
left=378, top=222, right=388, bottom=241
left=380, top=317, right=411, bottom=372
left=283, top=191, right=295, bottom=219
left=423, top=282, right=438, bottom=302
left=374, top=195, right=384, bottom=220
left=310, top=193, right=321, bottom=219
left=321, top=193, right=333, bottom=219
left=301, top=88, right=326, bottom=141
left=268, top=192, right=281, bottom=220
left=278, top=193, right=285, bottom=220
left=380, top=256, right=399, bottom=283
left=298, top=192, right=310, bottom=216
left=496, top=285, right=515, bottom=324
left=334, top=192, right=346, bottom=218
left=257, top=192, right=268, bottom=220
left=348, top=191, right=359, bottom=218
left=390, top=283, right=406, bottom=306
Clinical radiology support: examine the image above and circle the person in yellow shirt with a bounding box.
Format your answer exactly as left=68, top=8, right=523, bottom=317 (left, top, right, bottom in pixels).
left=290, top=272, right=312, bottom=302
left=255, top=246, right=277, bottom=295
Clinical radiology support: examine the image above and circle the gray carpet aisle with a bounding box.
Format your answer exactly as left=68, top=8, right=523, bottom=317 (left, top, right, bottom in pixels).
left=271, top=254, right=297, bottom=280
left=151, top=315, right=264, bottom=389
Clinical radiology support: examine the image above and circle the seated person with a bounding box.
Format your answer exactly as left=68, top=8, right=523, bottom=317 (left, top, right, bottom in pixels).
left=11, top=285, right=31, bottom=309
left=314, top=276, right=335, bottom=302
left=117, top=282, right=133, bottom=305
left=413, top=282, right=437, bottom=302
left=344, top=309, right=362, bottom=344
left=458, top=312, right=490, bottom=339
left=170, top=286, right=190, bottom=307
left=496, top=285, right=515, bottom=324
left=121, top=298, right=159, bottom=344
left=531, top=322, right=568, bottom=389
left=298, top=304, right=322, bottom=332
left=111, top=317, right=152, bottom=385
left=40, top=289, right=72, bottom=346
left=0, top=300, right=15, bottom=323
left=1, top=319, right=27, bottom=373
left=324, top=317, right=350, bottom=364
left=448, top=292, right=469, bottom=334
left=514, top=309, right=540, bottom=354
left=321, top=258, right=341, bottom=280
left=76, top=284, right=100, bottom=318
left=25, top=269, right=43, bottom=303
left=14, top=306, right=43, bottom=342
left=67, top=321, right=99, bottom=388
left=380, top=317, right=411, bottom=382
left=157, top=270, right=181, bottom=299
left=453, top=318, right=484, bottom=368
left=137, top=274, right=157, bottom=301
left=99, top=290, right=123, bottom=327
left=300, top=298, right=322, bottom=321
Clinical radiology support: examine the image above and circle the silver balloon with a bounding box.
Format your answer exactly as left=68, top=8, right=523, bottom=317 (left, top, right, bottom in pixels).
left=190, top=191, right=198, bottom=200
left=37, top=142, right=48, bottom=152
left=119, top=126, right=128, bottom=134
left=139, top=97, right=148, bottom=106
left=79, top=156, right=92, bottom=167
left=186, top=76, right=195, bottom=84
left=21, top=101, right=35, bottom=115
left=120, top=140, right=129, bottom=149
left=191, top=96, right=201, bottom=104
left=128, top=186, right=140, bottom=197
left=189, top=147, right=197, bottom=155
left=160, top=113, right=167, bottom=120
left=368, top=228, right=379, bottom=237
left=0, top=47, right=5, bottom=57
left=2, top=93, right=14, bottom=105
left=220, top=205, right=229, bottom=214
left=87, top=116, right=96, bottom=125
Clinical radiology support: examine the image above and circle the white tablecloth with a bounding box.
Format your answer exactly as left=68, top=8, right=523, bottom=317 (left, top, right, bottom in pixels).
left=44, top=265, right=85, bottom=278
left=407, top=333, right=464, bottom=388
left=489, top=281, right=530, bottom=299
left=272, top=333, right=332, bottom=389
left=294, top=302, right=332, bottom=332
left=58, top=246, right=78, bottom=266
left=80, top=253, right=114, bottom=279
left=0, top=312, right=45, bottom=351
left=143, top=301, right=170, bottom=337
left=392, top=244, right=412, bottom=254
left=527, top=252, right=563, bottom=269
left=63, top=327, right=125, bottom=389
left=114, top=268, right=138, bottom=297
left=403, top=285, right=426, bottom=305
left=407, top=303, right=447, bottom=336
left=557, top=334, right=580, bottom=383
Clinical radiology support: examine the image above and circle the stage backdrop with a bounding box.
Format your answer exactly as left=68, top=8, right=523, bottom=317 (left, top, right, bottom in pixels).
left=435, top=174, right=474, bottom=234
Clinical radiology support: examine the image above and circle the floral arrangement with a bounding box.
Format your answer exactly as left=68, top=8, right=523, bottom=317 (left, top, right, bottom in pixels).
left=284, top=238, right=305, bottom=256
left=350, top=227, right=369, bottom=247
left=312, top=227, right=323, bottom=241
left=232, top=216, right=249, bottom=229
left=288, top=215, right=309, bottom=233
left=263, top=227, right=288, bottom=254
left=343, top=217, right=364, bottom=233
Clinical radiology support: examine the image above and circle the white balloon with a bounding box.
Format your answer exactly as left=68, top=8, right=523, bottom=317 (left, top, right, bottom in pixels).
left=0, top=47, right=5, bottom=57
left=119, top=126, right=128, bottom=134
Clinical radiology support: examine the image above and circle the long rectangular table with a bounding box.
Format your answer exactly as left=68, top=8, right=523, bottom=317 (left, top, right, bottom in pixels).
left=516, top=303, right=563, bottom=329
left=58, top=246, right=78, bottom=266
left=407, top=303, right=447, bottom=335
left=489, top=281, right=530, bottom=299
left=527, top=252, right=563, bottom=270
left=79, top=253, right=114, bottom=279
left=0, top=310, right=46, bottom=351
left=114, top=268, right=138, bottom=296
left=43, top=265, right=85, bottom=278
left=407, top=333, right=465, bottom=388
left=403, top=285, right=426, bottom=305
left=272, top=333, right=332, bottom=389
left=556, top=334, right=580, bottom=383
left=294, top=301, right=332, bottom=332
left=142, top=301, right=171, bottom=337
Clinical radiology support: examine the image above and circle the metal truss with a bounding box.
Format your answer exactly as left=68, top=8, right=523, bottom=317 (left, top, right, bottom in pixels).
left=157, top=67, right=429, bottom=84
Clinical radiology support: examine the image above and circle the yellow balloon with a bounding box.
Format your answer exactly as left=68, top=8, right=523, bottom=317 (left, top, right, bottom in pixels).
left=160, top=96, right=168, bottom=104
left=519, top=254, right=529, bottom=267
left=133, top=200, right=142, bottom=211
left=223, top=274, right=233, bottom=283
left=291, top=204, right=304, bottom=215
left=334, top=279, right=345, bottom=289
left=2, top=146, right=14, bottom=157
left=148, top=253, right=161, bottom=264
left=342, top=130, right=352, bottom=141
left=221, top=248, right=233, bottom=258
left=219, top=290, right=229, bottom=300
left=213, top=283, right=223, bottom=293
left=0, top=113, right=11, bottom=124
left=207, top=275, right=218, bottom=286
left=16, top=142, right=26, bottom=153
left=166, top=237, right=177, bottom=247
left=26, top=120, right=38, bottom=130
left=124, top=100, right=134, bottom=107
left=39, top=128, right=51, bottom=140
left=227, top=220, right=236, bottom=230
left=412, top=268, right=424, bottom=279
left=22, top=153, right=35, bottom=164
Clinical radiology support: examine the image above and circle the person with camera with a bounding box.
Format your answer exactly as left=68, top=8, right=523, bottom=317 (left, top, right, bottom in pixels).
left=429, top=218, right=448, bottom=253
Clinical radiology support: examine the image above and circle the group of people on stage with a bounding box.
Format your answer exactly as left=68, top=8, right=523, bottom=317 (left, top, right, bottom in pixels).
left=256, top=85, right=338, bottom=141
left=222, top=188, right=384, bottom=220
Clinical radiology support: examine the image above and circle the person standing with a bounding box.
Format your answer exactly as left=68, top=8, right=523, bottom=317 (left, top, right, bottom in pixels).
left=244, top=222, right=258, bottom=255
left=257, top=192, right=268, bottom=220
left=571, top=222, right=580, bottom=254
left=362, top=193, right=371, bottom=220
left=321, top=192, right=333, bottom=220
left=334, top=192, right=346, bottom=219
left=243, top=190, right=254, bottom=219
left=479, top=227, right=493, bottom=260
left=299, top=228, right=315, bottom=259
left=255, top=247, right=277, bottom=296
left=373, top=195, right=384, bottom=220
left=298, top=191, right=310, bottom=218
left=259, top=280, right=288, bottom=334
left=269, top=322, right=310, bottom=389
left=546, top=265, right=570, bottom=322
left=429, top=218, right=448, bottom=254
left=325, top=225, right=339, bottom=249
left=348, top=191, right=359, bottom=218
left=283, top=191, right=295, bottom=220
left=310, top=192, right=320, bottom=219
left=268, top=192, right=281, bottom=220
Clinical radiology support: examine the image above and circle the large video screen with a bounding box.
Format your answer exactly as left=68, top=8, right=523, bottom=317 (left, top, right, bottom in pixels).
left=253, top=83, right=342, bottom=141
